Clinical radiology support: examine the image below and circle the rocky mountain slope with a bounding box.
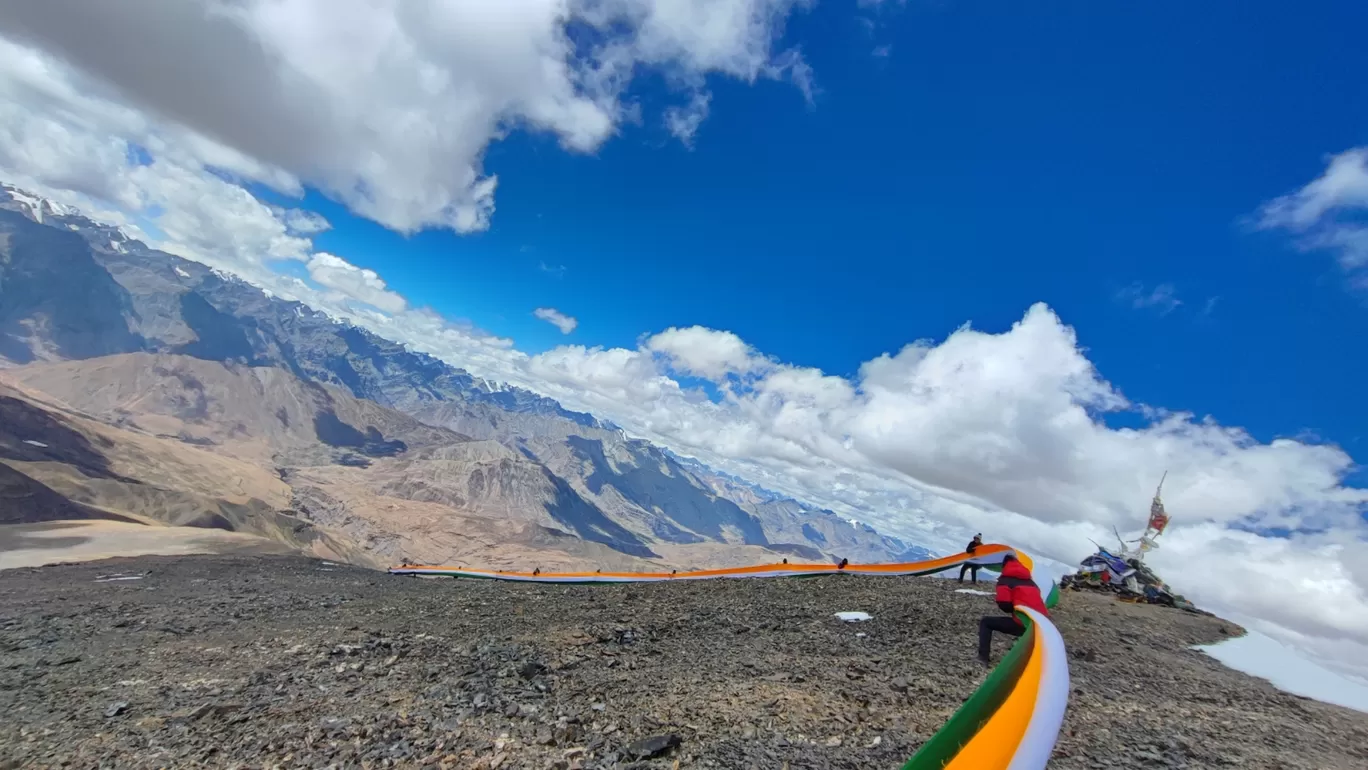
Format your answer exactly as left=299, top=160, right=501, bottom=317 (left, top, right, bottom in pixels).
left=0, top=361, right=736, bottom=571
left=0, top=184, right=915, bottom=568
left=3, top=554, right=1365, bottom=769
left=0, top=378, right=374, bottom=565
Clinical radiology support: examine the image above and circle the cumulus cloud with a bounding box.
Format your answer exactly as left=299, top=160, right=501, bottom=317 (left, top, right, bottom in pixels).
left=1257, top=147, right=1368, bottom=274
left=533, top=307, right=579, bottom=334
left=645, top=325, right=763, bottom=379
left=0, top=0, right=813, bottom=235
left=493, top=305, right=1368, bottom=677
left=306, top=253, right=408, bottom=314
left=0, top=37, right=315, bottom=279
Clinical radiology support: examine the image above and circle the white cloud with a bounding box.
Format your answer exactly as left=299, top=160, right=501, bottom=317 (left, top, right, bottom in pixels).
left=664, top=91, right=711, bottom=146
left=0, top=37, right=316, bottom=280
left=533, top=306, right=579, bottom=334
left=0, top=0, right=813, bottom=236
left=1196, top=627, right=1368, bottom=712
left=1117, top=282, right=1181, bottom=314
left=307, top=253, right=408, bottom=314
left=1259, top=148, right=1368, bottom=230
left=1257, top=147, right=1368, bottom=272
left=645, top=325, right=763, bottom=379
left=490, top=305, right=1368, bottom=679
left=278, top=208, right=332, bottom=236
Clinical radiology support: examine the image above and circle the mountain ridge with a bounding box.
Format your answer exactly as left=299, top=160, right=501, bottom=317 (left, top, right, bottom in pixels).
left=0, top=183, right=924, bottom=567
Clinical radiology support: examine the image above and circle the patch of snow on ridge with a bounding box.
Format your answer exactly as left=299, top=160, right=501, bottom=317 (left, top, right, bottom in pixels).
left=7, top=187, right=43, bottom=222
left=834, top=612, right=872, bottom=623
left=1195, top=628, right=1368, bottom=714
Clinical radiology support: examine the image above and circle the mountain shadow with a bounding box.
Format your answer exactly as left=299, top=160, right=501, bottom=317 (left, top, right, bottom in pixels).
left=0, top=463, right=140, bottom=526
left=541, top=467, right=658, bottom=558
left=0, top=210, right=144, bottom=362
left=175, top=291, right=260, bottom=364
left=567, top=436, right=768, bottom=546
left=0, top=395, right=139, bottom=484
left=313, top=410, right=408, bottom=458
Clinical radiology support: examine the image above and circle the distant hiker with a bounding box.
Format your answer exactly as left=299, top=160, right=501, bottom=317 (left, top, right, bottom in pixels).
left=533, top=567, right=541, bottom=576
left=978, top=553, right=1048, bottom=665
left=782, top=558, right=788, bottom=564
left=837, top=558, right=849, bottom=570
left=958, top=533, right=984, bottom=584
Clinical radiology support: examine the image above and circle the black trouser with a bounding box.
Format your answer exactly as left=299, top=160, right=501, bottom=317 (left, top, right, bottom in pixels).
left=958, top=563, right=980, bottom=583
left=978, top=615, right=1024, bottom=659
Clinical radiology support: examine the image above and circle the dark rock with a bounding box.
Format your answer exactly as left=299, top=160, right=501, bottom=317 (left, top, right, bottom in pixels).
left=625, top=734, right=681, bottom=759
left=319, top=716, right=351, bottom=734
left=104, top=701, right=128, bottom=718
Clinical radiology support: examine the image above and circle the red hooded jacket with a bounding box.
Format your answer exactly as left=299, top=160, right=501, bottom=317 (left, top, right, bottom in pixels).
left=994, top=558, right=1048, bottom=623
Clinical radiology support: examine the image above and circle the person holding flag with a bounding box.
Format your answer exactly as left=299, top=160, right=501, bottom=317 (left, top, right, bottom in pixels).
left=977, top=552, right=1048, bottom=665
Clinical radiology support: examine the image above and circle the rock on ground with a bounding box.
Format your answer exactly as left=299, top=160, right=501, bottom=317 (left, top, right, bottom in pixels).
left=1, top=555, right=1366, bottom=769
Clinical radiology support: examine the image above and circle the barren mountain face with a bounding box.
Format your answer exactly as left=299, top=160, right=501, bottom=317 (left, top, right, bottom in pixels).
left=0, top=189, right=912, bottom=571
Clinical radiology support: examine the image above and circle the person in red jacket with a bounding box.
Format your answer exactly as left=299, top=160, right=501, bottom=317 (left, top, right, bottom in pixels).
left=978, top=553, right=1048, bottom=665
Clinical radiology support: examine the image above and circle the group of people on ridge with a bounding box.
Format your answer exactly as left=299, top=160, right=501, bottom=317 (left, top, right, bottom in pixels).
left=960, top=533, right=1050, bottom=666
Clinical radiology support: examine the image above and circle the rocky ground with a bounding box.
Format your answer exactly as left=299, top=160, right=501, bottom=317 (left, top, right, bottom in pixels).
left=2, top=556, right=1366, bottom=770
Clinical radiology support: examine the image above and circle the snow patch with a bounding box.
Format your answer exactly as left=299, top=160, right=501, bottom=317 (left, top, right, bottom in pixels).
left=47, top=199, right=76, bottom=217
left=7, top=188, right=43, bottom=222
left=3, top=187, right=75, bottom=224
left=955, top=589, right=992, bottom=596
left=174, top=266, right=191, bottom=278
left=23, top=440, right=49, bottom=448
left=834, top=611, right=872, bottom=623
left=1195, top=628, right=1368, bottom=714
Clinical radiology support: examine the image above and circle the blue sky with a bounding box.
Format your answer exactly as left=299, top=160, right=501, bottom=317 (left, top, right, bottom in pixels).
left=282, top=1, right=1368, bottom=462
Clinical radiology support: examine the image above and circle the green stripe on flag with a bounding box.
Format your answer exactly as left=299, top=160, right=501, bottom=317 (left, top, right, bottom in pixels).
left=900, top=614, right=1035, bottom=770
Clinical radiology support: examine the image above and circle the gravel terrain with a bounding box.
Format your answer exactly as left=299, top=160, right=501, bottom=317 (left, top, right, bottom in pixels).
left=2, top=555, right=1366, bottom=769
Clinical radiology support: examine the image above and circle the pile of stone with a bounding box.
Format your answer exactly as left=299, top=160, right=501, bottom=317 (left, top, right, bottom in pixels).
left=1059, top=549, right=1207, bottom=615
